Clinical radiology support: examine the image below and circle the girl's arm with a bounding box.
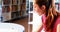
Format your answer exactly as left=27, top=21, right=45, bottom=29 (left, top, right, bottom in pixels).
left=34, top=22, right=43, bottom=32
left=57, top=24, right=60, bottom=32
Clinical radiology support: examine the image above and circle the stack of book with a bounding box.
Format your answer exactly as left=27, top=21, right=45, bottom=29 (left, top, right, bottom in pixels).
left=22, top=4, right=26, bottom=11
left=3, top=0, right=10, bottom=5
left=12, top=0, right=18, bottom=5
left=2, top=6, right=10, bottom=13
left=12, top=5, right=18, bottom=12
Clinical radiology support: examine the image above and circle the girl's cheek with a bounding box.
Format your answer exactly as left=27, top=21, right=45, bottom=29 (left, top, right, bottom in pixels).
left=33, top=6, right=38, bottom=12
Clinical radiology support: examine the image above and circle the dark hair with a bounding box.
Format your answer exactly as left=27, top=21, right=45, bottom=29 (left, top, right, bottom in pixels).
left=36, top=0, right=52, bottom=16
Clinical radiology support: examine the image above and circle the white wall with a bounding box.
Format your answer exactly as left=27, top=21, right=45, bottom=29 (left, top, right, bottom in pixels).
left=29, top=0, right=33, bottom=2
left=0, top=0, right=2, bottom=21
left=0, top=0, right=1, bottom=5
left=55, top=0, right=58, bottom=3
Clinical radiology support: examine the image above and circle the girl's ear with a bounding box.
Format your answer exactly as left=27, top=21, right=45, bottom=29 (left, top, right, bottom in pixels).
left=40, top=5, right=46, bottom=11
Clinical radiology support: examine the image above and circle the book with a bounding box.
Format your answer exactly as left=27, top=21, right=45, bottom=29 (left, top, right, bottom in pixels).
left=19, top=0, right=22, bottom=4
left=11, top=11, right=20, bottom=19
left=12, top=5, right=18, bottom=12
left=20, top=11, right=22, bottom=16
left=30, top=2, right=33, bottom=11
left=22, top=4, right=26, bottom=11
left=3, top=0, right=10, bottom=5
left=20, top=4, right=22, bottom=11
left=12, top=0, right=18, bottom=4
left=2, top=6, right=10, bottom=13
left=22, top=0, right=25, bottom=3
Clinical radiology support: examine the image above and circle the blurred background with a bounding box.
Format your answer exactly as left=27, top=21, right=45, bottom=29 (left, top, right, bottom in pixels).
left=0, top=0, right=60, bottom=32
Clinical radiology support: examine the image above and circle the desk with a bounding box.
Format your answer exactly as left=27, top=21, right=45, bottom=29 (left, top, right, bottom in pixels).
left=0, top=23, right=25, bottom=32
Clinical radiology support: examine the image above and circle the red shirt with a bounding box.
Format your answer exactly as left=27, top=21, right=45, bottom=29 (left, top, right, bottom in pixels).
left=41, top=14, right=60, bottom=32
left=52, top=15, right=60, bottom=32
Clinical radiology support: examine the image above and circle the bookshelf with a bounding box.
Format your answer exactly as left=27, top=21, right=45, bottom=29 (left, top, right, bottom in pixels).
left=2, top=0, right=27, bottom=21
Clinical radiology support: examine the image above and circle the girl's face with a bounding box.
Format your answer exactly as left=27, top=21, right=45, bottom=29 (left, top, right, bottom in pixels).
left=33, top=0, right=46, bottom=16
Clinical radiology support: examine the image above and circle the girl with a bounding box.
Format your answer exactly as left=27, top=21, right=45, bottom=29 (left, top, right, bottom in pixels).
left=33, top=0, right=60, bottom=32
